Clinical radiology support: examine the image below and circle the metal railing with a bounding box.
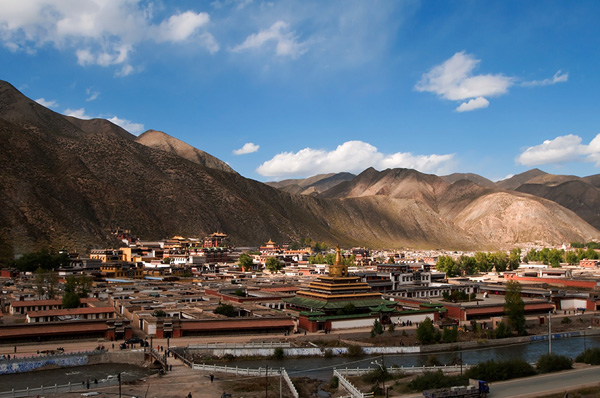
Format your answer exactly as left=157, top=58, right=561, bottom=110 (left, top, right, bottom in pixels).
left=334, top=369, right=371, bottom=398
left=0, top=378, right=120, bottom=398
left=187, top=342, right=291, bottom=349
left=281, top=368, right=299, bottom=398
left=336, top=364, right=471, bottom=376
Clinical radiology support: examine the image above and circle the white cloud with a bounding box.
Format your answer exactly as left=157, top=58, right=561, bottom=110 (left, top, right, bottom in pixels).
left=522, top=70, right=569, bottom=87
left=35, top=97, right=58, bottom=108
left=64, top=108, right=93, bottom=119
left=416, top=52, right=570, bottom=112
left=455, top=96, right=489, bottom=112
left=0, top=1, right=218, bottom=74
left=416, top=52, right=513, bottom=104
left=85, top=88, right=99, bottom=102
left=107, top=116, right=144, bottom=135
left=63, top=108, right=144, bottom=134
left=256, top=140, right=455, bottom=178
left=516, top=134, right=600, bottom=166
left=233, top=142, right=260, bottom=155
left=155, top=11, right=213, bottom=44
left=231, top=21, right=308, bottom=58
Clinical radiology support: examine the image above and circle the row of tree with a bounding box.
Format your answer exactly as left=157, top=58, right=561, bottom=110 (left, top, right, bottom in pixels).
left=435, top=249, right=521, bottom=277
left=524, top=247, right=599, bottom=266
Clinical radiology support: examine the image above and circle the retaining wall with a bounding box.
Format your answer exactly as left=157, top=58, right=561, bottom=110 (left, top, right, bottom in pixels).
left=0, top=350, right=146, bottom=375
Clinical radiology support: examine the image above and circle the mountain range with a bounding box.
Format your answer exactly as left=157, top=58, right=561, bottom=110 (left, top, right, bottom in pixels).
left=0, top=80, right=598, bottom=260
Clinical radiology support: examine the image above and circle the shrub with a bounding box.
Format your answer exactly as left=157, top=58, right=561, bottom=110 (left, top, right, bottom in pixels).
left=408, top=371, right=468, bottom=391
left=424, top=355, right=442, bottom=367
left=575, top=348, right=600, bottom=365
left=536, top=353, right=572, bottom=373
left=494, top=321, right=511, bottom=339
left=346, top=344, right=364, bottom=357
left=329, top=376, right=339, bottom=388
left=362, top=366, right=389, bottom=384
left=272, top=347, right=285, bottom=360
left=323, top=348, right=334, bottom=358
left=561, top=317, right=572, bottom=324
left=465, top=359, right=535, bottom=382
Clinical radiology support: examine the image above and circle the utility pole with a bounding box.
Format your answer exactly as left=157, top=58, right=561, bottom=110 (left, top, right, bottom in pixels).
left=265, top=365, right=268, bottom=398
left=279, top=368, right=282, bottom=398
left=548, top=311, right=552, bottom=354
left=118, top=372, right=122, bottom=398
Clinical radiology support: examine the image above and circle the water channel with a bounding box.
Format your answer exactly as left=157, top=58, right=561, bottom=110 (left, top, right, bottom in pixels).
left=0, top=335, right=598, bottom=390
left=234, top=334, right=600, bottom=380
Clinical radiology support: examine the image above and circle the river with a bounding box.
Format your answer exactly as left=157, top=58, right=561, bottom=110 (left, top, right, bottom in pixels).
left=231, top=334, right=600, bottom=380
left=0, top=334, right=598, bottom=390
left=0, top=363, right=156, bottom=392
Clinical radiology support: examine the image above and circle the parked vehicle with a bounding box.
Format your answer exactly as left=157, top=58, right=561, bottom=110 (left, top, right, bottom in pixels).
left=422, top=379, right=489, bottom=398
left=125, top=337, right=144, bottom=345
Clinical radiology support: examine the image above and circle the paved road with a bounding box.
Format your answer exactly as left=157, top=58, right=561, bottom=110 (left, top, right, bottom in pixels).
left=490, top=366, right=600, bottom=397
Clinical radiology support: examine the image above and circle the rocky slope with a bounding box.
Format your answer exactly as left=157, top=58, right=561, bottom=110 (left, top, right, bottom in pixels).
left=135, top=129, right=236, bottom=173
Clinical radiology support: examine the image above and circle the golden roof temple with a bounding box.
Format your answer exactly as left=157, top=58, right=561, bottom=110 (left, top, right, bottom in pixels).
left=284, top=246, right=396, bottom=327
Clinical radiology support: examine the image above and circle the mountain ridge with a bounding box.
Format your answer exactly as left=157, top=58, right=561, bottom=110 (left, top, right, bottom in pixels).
left=1, top=79, right=598, bottom=260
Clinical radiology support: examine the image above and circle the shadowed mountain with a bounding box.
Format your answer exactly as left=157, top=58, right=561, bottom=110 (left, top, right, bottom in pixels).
left=1, top=80, right=598, bottom=259
left=495, top=168, right=549, bottom=190
left=582, top=174, right=600, bottom=188
left=266, top=172, right=355, bottom=195
left=136, top=129, right=235, bottom=173
left=441, top=173, right=495, bottom=187
left=515, top=180, right=600, bottom=231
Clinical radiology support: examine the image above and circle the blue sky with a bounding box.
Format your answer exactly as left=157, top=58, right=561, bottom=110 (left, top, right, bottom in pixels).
left=2, top=1, right=600, bottom=182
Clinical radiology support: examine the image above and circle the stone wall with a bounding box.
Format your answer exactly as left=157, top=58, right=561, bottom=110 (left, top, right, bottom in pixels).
left=0, top=350, right=147, bottom=375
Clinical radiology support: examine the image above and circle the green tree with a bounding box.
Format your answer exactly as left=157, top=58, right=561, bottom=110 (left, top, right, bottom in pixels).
left=238, top=253, right=254, bottom=271
left=13, top=249, right=70, bottom=272
left=489, top=251, right=509, bottom=273
left=436, top=256, right=458, bottom=277
left=508, top=248, right=521, bottom=270
left=214, top=303, right=236, bottom=317
left=474, top=252, right=491, bottom=272
left=442, top=326, right=458, bottom=343
left=584, top=247, right=599, bottom=260
left=265, top=256, right=284, bottom=273
left=548, top=249, right=563, bottom=267
left=457, top=255, right=476, bottom=275
left=371, top=319, right=384, bottom=337
left=312, top=253, right=325, bottom=264
left=62, top=291, right=81, bottom=308
left=35, top=268, right=59, bottom=299
left=152, top=309, right=167, bottom=317
left=416, top=317, right=441, bottom=344
left=565, top=251, right=579, bottom=265
left=324, top=253, right=335, bottom=265
left=505, top=281, right=526, bottom=335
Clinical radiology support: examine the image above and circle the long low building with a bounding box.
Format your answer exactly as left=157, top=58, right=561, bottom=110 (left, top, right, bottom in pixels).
left=26, top=307, right=116, bottom=323
left=9, top=298, right=100, bottom=315
left=150, top=317, right=295, bottom=338
left=0, top=319, right=132, bottom=343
